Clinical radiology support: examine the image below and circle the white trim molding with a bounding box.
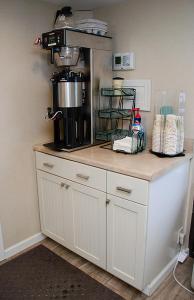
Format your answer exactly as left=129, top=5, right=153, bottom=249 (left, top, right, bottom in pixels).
left=143, top=254, right=178, bottom=296
left=0, top=224, right=5, bottom=261
left=4, top=233, right=45, bottom=260
left=123, top=79, right=151, bottom=111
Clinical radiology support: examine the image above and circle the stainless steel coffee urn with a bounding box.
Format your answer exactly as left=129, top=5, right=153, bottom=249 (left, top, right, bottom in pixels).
left=48, top=70, right=88, bottom=149
left=58, top=72, right=85, bottom=108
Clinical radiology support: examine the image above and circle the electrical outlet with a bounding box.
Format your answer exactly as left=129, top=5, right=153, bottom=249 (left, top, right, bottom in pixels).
left=178, top=249, right=189, bottom=263
left=177, top=226, right=184, bottom=245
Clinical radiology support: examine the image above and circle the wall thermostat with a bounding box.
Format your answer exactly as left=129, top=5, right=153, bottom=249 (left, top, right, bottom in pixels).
left=113, top=52, right=135, bottom=71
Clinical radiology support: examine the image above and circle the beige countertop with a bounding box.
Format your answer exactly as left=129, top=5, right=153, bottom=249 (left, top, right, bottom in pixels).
left=33, top=141, right=193, bottom=181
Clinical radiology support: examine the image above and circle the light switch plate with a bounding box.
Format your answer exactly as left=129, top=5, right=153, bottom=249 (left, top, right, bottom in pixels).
left=123, top=79, right=151, bottom=111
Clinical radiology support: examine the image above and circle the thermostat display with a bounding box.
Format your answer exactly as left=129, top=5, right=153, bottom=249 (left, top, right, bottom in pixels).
left=113, top=52, right=135, bottom=71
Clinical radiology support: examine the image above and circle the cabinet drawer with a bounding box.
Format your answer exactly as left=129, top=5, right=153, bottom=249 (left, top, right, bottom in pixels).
left=107, top=171, right=148, bottom=205
left=35, top=152, right=106, bottom=192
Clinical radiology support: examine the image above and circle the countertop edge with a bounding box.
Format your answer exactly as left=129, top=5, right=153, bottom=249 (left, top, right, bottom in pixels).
left=33, top=145, right=193, bottom=181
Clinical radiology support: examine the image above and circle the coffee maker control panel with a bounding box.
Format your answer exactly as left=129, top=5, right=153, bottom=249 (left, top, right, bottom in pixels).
left=42, top=30, right=65, bottom=49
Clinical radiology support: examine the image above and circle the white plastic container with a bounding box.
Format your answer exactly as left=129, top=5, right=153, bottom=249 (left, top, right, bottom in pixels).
left=112, top=77, right=124, bottom=95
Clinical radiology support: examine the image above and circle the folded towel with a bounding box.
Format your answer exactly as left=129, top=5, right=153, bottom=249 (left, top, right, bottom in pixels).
left=113, top=136, right=137, bottom=153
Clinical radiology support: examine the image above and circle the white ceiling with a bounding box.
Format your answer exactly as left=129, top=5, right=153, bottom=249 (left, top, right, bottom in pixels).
left=42, top=0, right=127, bottom=10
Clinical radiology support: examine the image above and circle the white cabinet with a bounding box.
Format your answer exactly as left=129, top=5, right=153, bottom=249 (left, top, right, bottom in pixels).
left=37, top=170, right=74, bottom=251
left=71, top=182, right=106, bottom=268
left=35, top=151, right=190, bottom=295
left=106, top=194, right=147, bottom=290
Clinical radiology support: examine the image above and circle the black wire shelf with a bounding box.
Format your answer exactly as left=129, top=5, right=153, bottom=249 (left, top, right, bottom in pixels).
left=97, top=109, right=132, bottom=119
left=101, top=88, right=136, bottom=99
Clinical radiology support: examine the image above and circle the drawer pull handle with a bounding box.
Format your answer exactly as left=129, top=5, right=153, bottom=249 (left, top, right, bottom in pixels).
left=60, top=182, right=70, bottom=189
left=43, top=162, right=54, bottom=168
left=116, top=187, right=132, bottom=194
left=76, top=174, right=89, bottom=180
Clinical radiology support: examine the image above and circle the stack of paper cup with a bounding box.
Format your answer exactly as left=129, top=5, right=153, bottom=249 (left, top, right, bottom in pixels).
left=180, top=116, right=184, bottom=152
left=176, top=116, right=184, bottom=153
left=163, top=115, right=178, bottom=155
left=152, top=114, right=184, bottom=155
left=152, top=114, right=162, bottom=153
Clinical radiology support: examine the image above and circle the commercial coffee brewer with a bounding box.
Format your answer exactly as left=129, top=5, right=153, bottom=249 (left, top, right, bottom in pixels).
left=42, top=28, right=112, bottom=151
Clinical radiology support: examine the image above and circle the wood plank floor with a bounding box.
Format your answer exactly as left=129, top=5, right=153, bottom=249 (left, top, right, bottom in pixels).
left=43, top=238, right=194, bottom=300
left=1, top=238, right=194, bottom=299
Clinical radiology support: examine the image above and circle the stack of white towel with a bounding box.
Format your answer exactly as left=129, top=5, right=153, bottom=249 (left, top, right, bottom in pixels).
left=113, top=136, right=137, bottom=153
left=152, top=114, right=184, bottom=155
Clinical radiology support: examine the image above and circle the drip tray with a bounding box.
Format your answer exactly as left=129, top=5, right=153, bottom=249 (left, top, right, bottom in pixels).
left=43, top=141, right=103, bottom=152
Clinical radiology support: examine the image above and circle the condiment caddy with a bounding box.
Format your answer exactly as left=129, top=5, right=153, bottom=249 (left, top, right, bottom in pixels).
left=112, top=108, right=145, bottom=154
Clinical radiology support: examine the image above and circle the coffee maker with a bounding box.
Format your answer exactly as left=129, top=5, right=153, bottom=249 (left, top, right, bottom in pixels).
left=42, top=28, right=112, bottom=151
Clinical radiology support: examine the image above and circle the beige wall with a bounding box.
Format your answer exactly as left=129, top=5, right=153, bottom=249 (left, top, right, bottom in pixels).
left=95, top=0, right=194, bottom=138
left=0, top=0, right=57, bottom=248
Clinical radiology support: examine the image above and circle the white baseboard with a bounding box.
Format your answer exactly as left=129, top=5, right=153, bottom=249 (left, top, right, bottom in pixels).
left=0, top=224, right=5, bottom=261
left=143, top=254, right=179, bottom=296
left=4, top=232, right=45, bottom=260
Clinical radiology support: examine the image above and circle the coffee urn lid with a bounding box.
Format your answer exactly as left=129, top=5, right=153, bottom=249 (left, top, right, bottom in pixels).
left=60, top=71, right=84, bottom=82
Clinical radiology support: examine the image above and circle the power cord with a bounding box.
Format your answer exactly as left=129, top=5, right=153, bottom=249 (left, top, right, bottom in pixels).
left=173, top=249, right=194, bottom=295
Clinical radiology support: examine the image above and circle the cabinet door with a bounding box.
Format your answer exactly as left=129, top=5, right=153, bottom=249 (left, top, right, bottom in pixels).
left=37, top=170, right=74, bottom=251
left=107, top=194, right=147, bottom=290
left=71, top=182, right=106, bottom=268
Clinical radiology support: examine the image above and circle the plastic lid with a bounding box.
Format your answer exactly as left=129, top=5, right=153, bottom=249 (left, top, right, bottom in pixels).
left=54, top=6, right=72, bottom=24
left=113, top=77, right=124, bottom=80
left=59, top=71, right=84, bottom=82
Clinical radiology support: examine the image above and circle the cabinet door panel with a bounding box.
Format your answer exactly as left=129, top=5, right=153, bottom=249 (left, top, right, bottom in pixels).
left=107, top=194, right=147, bottom=290
left=37, top=170, right=73, bottom=251
left=72, top=182, right=106, bottom=268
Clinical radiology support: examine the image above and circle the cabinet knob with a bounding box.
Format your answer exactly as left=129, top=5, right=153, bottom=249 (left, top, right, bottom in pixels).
left=116, top=187, right=132, bottom=194
left=76, top=174, right=89, bottom=180
left=106, top=200, right=110, bottom=205
left=43, top=162, right=54, bottom=168
left=60, top=182, right=70, bottom=189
